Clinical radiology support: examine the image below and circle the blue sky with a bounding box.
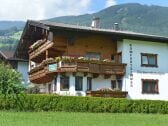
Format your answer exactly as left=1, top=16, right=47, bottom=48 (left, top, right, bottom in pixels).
left=0, top=0, right=167, bottom=21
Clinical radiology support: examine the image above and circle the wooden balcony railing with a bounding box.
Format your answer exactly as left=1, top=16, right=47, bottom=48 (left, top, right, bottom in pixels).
left=29, top=40, right=54, bottom=60
left=29, top=58, right=126, bottom=84
left=60, top=61, right=126, bottom=75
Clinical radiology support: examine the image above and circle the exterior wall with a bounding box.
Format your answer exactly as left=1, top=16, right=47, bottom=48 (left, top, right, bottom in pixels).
left=54, top=34, right=117, bottom=59
left=17, top=61, right=29, bottom=85
left=92, top=75, right=116, bottom=90
left=119, top=39, right=168, bottom=100
left=48, top=73, right=117, bottom=96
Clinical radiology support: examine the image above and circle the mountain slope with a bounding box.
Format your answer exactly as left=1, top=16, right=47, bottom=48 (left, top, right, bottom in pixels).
left=0, top=21, right=25, bottom=30
left=48, top=3, right=168, bottom=37
left=0, top=3, right=168, bottom=51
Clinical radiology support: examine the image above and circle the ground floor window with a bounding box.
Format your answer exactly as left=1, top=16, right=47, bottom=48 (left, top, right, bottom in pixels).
left=75, top=76, right=83, bottom=91
left=142, top=79, right=159, bottom=94
left=60, top=76, right=69, bottom=91
left=111, top=80, right=116, bottom=89
left=54, top=77, right=57, bottom=91
left=117, top=80, right=122, bottom=90
left=48, top=83, right=52, bottom=93
left=111, top=79, right=122, bottom=90
left=87, top=77, right=92, bottom=91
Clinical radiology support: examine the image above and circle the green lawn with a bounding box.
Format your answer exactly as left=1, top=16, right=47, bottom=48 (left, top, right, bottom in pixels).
left=0, top=112, right=167, bottom=126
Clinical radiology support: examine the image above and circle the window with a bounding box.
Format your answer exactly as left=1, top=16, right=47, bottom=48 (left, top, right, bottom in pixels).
left=141, top=53, right=157, bottom=67
left=118, top=53, right=122, bottom=64
left=117, top=80, right=122, bottom=90
left=111, top=52, right=122, bottom=63
left=111, top=80, right=116, bottom=89
left=75, top=76, right=83, bottom=91
left=111, top=55, right=115, bottom=63
left=86, top=52, right=100, bottom=60
left=142, top=79, right=159, bottom=94
left=48, top=84, right=51, bottom=93
left=54, top=77, right=57, bottom=91
left=60, top=76, right=69, bottom=91
left=87, top=77, right=92, bottom=91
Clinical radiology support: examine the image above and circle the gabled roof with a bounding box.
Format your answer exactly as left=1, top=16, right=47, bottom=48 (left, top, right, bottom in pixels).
left=0, top=51, right=14, bottom=59
left=14, top=20, right=168, bottom=60
left=28, top=20, right=168, bottom=42
left=0, top=50, right=27, bottom=62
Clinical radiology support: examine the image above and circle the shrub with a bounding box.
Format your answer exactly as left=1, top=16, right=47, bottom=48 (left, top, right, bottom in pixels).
left=0, top=94, right=168, bottom=114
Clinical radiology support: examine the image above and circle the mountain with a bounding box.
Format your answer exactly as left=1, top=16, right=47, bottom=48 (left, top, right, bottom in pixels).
left=48, top=3, right=168, bottom=37
left=1, top=3, right=168, bottom=51
left=0, top=21, right=25, bottom=30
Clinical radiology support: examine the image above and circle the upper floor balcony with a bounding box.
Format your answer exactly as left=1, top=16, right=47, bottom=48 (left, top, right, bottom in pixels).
left=29, top=56, right=127, bottom=84
left=29, top=38, right=67, bottom=63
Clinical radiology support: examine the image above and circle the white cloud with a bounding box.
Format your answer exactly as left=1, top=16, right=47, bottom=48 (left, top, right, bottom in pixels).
left=0, top=0, right=91, bottom=21
left=105, top=0, right=117, bottom=7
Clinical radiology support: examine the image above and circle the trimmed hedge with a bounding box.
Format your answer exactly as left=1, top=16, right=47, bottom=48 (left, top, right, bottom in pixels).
left=0, top=94, right=168, bottom=114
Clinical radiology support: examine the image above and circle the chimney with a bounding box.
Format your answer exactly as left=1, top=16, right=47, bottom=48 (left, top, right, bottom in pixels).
left=114, top=23, right=119, bottom=30
left=91, top=17, right=100, bottom=28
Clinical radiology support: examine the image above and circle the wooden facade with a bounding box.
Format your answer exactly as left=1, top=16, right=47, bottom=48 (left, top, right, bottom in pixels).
left=28, top=30, right=126, bottom=84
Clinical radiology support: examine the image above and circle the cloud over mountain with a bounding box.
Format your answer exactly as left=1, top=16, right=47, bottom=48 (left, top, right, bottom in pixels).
left=0, top=0, right=92, bottom=21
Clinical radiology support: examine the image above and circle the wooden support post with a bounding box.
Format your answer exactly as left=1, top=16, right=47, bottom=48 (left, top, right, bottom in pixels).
left=46, top=50, right=48, bottom=59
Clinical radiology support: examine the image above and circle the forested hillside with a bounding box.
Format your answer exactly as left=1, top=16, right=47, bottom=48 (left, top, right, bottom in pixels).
left=1, top=3, right=168, bottom=51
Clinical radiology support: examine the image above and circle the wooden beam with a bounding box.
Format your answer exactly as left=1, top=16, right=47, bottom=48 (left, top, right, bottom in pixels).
left=46, top=50, right=48, bottom=59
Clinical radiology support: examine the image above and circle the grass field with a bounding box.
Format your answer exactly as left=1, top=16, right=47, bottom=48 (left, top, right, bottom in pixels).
left=0, top=112, right=168, bottom=126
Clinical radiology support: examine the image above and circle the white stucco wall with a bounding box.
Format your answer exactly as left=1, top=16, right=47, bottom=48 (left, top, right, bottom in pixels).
left=118, top=39, right=168, bottom=100
left=50, top=73, right=117, bottom=96
left=17, top=61, right=29, bottom=85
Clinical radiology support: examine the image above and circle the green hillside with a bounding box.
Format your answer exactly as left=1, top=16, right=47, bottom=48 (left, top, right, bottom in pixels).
left=0, top=21, right=25, bottom=30
left=48, top=3, right=168, bottom=37
left=1, top=3, right=168, bottom=51
left=0, top=27, right=22, bottom=51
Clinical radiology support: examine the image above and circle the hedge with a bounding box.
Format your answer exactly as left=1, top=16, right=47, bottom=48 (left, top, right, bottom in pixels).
left=0, top=94, right=168, bottom=114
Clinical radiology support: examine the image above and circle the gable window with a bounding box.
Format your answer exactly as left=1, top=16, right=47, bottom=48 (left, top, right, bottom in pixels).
left=75, top=76, right=83, bottom=91
left=60, top=76, right=69, bottom=91
left=86, top=52, right=100, bottom=60
left=141, top=53, right=157, bottom=67
left=142, top=79, right=159, bottom=94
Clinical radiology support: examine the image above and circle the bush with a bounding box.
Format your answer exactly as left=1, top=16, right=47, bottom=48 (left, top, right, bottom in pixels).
left=0, top=94, right=168, bottom=114
left=26, top=85, right=40, bottom=94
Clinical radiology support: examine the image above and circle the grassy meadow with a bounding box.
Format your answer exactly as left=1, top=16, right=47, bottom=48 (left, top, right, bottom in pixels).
left=0, top=112, right=167, bottom=126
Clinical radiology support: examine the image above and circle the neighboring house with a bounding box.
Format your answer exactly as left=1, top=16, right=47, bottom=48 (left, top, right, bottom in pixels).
left=15, top=20, right=168, bottom=100
left=0, top=50, right=29, bottom=85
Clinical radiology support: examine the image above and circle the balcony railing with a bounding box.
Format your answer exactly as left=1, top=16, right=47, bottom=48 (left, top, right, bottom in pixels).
left=60, top=61, right=126, bottom=75
left=29, top=40, right=54, bottom=60
left=29, top=57, right=126, bottom=84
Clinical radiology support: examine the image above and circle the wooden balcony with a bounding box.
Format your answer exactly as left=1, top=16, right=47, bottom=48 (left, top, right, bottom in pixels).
left=29, top=40, right=54, bottom=62
left=29, top=38, right=68, bottom=63
left=60, top=61, right=126, bottom=75
left=86, top=90, right=128, bottom=98
left=29, top=58, right=126, bottom=84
